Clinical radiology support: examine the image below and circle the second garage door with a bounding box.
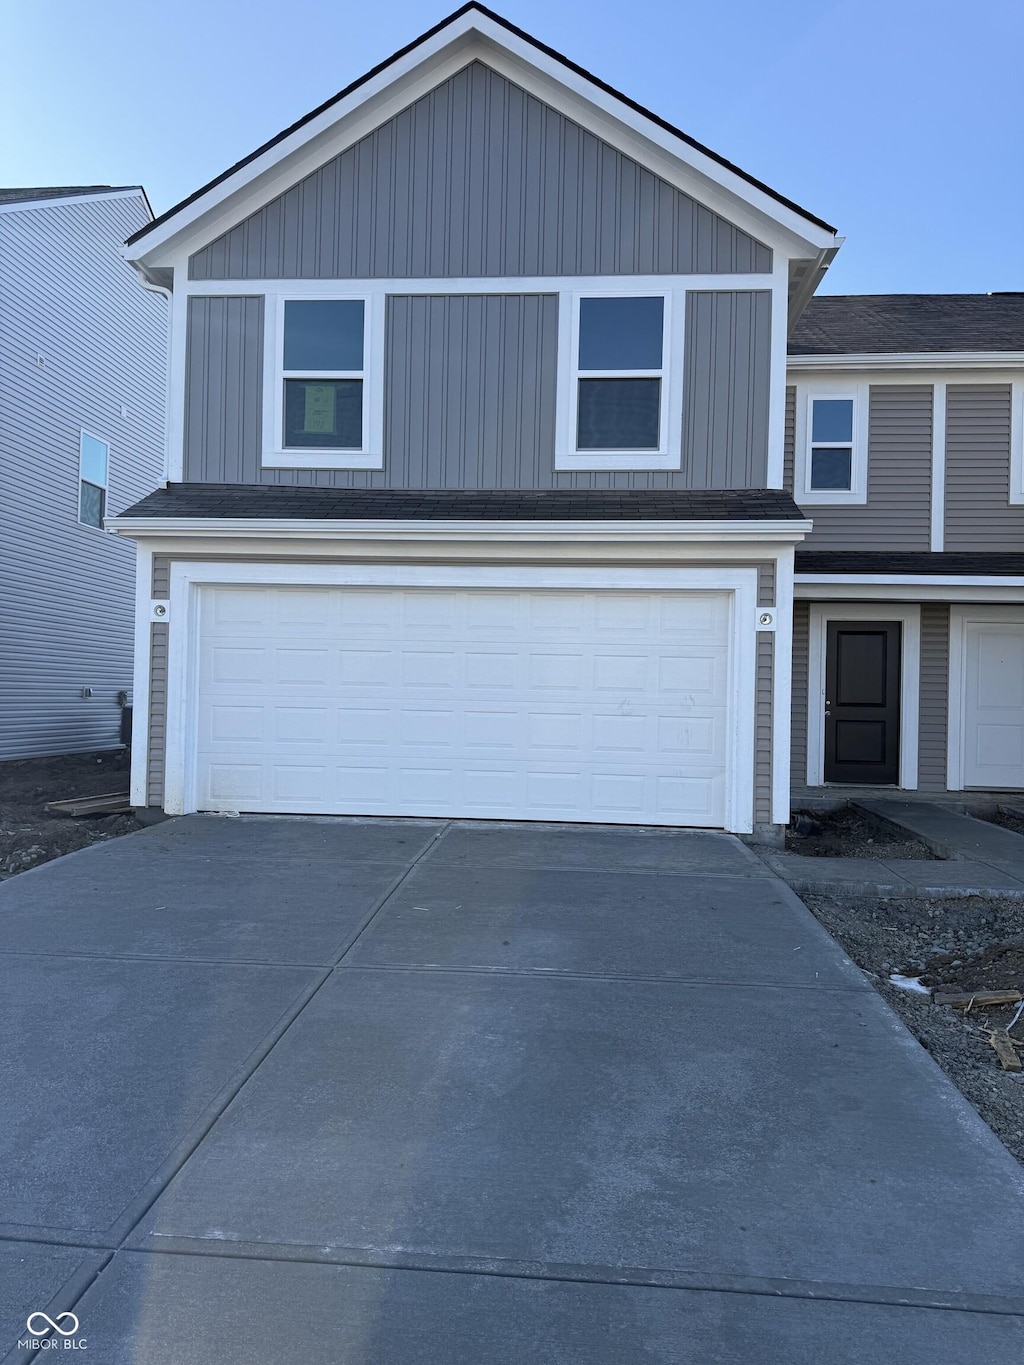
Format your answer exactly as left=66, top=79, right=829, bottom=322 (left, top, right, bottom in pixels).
left=193, top=584, right=733, bottom=826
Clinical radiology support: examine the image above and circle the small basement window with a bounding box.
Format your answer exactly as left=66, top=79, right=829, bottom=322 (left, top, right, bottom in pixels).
left=795, top=385, right=868, bottom=504
left=263, top=293, right=384, bottom=470
left=556, top=291, right=681, bottom=470
left=79, top=431, right=108, bottom=528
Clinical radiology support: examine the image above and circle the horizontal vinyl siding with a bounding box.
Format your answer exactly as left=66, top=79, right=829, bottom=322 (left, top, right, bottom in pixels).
left=183, top=290, right=775, bottom=491
left=0, top=193, right=166, bottom=758
left=147, top=623, right=168, bottom=806
left=791, top=601, right=810, bottom=789
left=683, top=291, right=771, bottom=489
left=944, top=384, right=1020, bottom=550
left=787, top=385, right=932, bottom=549
left=918, top=603, right=950, bottom=792
left=190, top=62, right=771, bottom=282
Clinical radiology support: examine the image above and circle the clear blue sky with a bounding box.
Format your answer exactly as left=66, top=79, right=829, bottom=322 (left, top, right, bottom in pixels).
left=3, top=0, right=1022, bottom=294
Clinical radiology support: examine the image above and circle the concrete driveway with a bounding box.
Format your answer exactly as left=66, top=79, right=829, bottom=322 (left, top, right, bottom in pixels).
left=2, top=817, right=1024, bottom=1362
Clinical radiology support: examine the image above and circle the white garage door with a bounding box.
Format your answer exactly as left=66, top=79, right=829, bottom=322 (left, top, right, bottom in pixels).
left=962, top=616, right=1024, bottom=789
left=193, top=584, right=733, bottom=826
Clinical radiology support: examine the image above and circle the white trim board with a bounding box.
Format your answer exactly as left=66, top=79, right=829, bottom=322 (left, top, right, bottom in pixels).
left=946, top=604, right=1024, bottom=790
left=1010, top=379, right=1024, bottom=505
left=108, top=516, right=811, bottom=543
left=771, top=545, right=795, bottom=824
left=161, top=560, right=760, bottom=833
left=182, top=273, right=775, bottom=296
left=126, top=17, right=835, bottom=269
left=130, top=545, right=154, bottom=807
left=805, top=603, right=920, bottom=790
left=788, top=353, right=1024, bottom=373
left=795, top=576, right=1024, bottom=604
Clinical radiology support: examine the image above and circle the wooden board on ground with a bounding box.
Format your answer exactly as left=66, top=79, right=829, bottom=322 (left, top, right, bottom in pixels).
left=987, top=1029, right=1024, bottom=1072
left=933, top=989, right=1023, bottom=1009
left=44, top=791, right=132, bottom=817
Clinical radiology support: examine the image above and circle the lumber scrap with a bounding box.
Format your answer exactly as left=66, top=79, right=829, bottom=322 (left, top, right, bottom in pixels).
left=933, top=989, right=1023, bottom=1009
left=44, top=791, right=131, bottom=817
left=987, top=1029, right=1023, bottom=1072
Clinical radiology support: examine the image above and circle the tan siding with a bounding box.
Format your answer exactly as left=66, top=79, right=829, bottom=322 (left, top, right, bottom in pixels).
left=919, top=604, right=950, bottom=792
left=152, top=556, right=170, bottom=597
left=755, top=634, right=774, bottom=824
left=791, top=601, right=810, bottom=788
left=789, top=385, right=932, bottom=550
left=945, top=385, right=1021, bottom=550
left=147, top=623, right=168, bottom=807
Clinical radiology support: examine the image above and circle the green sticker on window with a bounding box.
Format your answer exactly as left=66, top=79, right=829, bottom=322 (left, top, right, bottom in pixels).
left=303, top=384, right=336, bottom=434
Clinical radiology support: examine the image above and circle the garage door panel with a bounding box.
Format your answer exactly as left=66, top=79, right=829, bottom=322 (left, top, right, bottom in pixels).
left=193, top=586, right=734, bottom=826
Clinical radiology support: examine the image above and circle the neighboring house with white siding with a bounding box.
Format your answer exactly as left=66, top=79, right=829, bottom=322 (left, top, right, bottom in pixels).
left=106, top=6, right=1024, bottom=833
left=0, top=185, right=167, bottom=758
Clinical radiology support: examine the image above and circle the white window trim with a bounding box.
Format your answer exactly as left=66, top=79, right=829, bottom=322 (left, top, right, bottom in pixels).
left=261, top=290, right=385, bottom=470
left=805, top=603, right=920, bottom=790
left=1009, top=379, right=1024, bottom=505
left=555, top=284, right=686, bottom=470
left=793, top=382, right=869, bottom=506
left=162, top=560, right=758, bottom=832
left=946, top=604, right=1024, bottom=790
left=79, top=428, right=110, bottom=531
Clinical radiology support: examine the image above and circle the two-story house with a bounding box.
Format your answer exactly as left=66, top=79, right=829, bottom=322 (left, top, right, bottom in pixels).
left=109, top=5, right=1022, bottom=836
left=0, top=185, right=167, bottom=758
left=787, top=294, right=1024, bottom=799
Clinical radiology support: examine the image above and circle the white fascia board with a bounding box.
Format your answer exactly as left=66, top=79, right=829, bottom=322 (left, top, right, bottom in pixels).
left=107, top=516, right=813, bottom=545
left=788, top=353, right=1024, bottom=373
left=127, top=15, right=835, bottom=271
left=0, top=188, right=149, bottom=218
left=795, top=576, right=1024, bottom=603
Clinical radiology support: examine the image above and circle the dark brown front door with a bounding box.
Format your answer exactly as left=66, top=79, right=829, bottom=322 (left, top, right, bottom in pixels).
left=824, top=621, right=901, bottom=785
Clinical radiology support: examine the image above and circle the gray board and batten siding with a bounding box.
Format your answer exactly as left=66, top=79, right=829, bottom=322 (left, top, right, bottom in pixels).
left=189, top=62, right=772, bottom=282
left=0, top=190, right=166, bottom=759
left=183, top=289, right=772, bottom=489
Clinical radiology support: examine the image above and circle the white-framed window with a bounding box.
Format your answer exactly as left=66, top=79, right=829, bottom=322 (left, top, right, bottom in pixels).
left=262, top=292, right=385, bottom=469
left=79, top=431, right=109, bottom=528
left=555, top=287, right=684, bottom=470
left=794, top=383, right=869, bottom=504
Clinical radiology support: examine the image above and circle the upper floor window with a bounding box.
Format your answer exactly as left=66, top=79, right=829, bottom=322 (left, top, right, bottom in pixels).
left=555, top=288, right=682, bottom=470
left=795, top=384, right=868, bottom=505
left=79, top=431, right=109, bottom=528
left=263, top=292, right=385, bottom=470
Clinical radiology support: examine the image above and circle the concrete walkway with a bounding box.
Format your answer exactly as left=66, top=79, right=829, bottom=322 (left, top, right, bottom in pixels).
left=2, top=817, right=1024, bottom=1362
left=765, top=799, right=1024, bottom=898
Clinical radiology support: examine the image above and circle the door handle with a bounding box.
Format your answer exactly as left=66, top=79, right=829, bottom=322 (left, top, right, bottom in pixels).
left=824, top=710, right=831, bottom=717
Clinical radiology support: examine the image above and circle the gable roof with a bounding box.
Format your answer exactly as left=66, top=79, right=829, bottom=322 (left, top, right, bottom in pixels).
left=790, top=294, right=1024, bottom=356
left=126, top=3, right=836, bottom=259
left=0, top=185, right=142, bottom=208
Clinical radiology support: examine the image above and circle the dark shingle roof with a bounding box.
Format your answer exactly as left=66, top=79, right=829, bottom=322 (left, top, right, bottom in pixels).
left=117, top=484, right=805, bottom=522
left=790, top=294, right=1024, bottom=356
left=796, top=551, right=1024, bottom=577
left=0, top=185, right=139, bottom=207
left=126, top=3, right=835, bottom=249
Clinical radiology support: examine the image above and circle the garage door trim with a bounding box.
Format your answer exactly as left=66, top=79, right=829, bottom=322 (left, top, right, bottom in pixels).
left=165, top=561, right=759, bottom=830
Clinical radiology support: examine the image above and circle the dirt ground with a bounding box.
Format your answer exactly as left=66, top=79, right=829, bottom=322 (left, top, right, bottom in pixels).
left=786, top=805, right=935, bottom=860
left=990, top=805, right=1024, bottom=839
left=0, top=750, right=141, bottom=879
left=804, top=892, right=1024, bottom=1166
